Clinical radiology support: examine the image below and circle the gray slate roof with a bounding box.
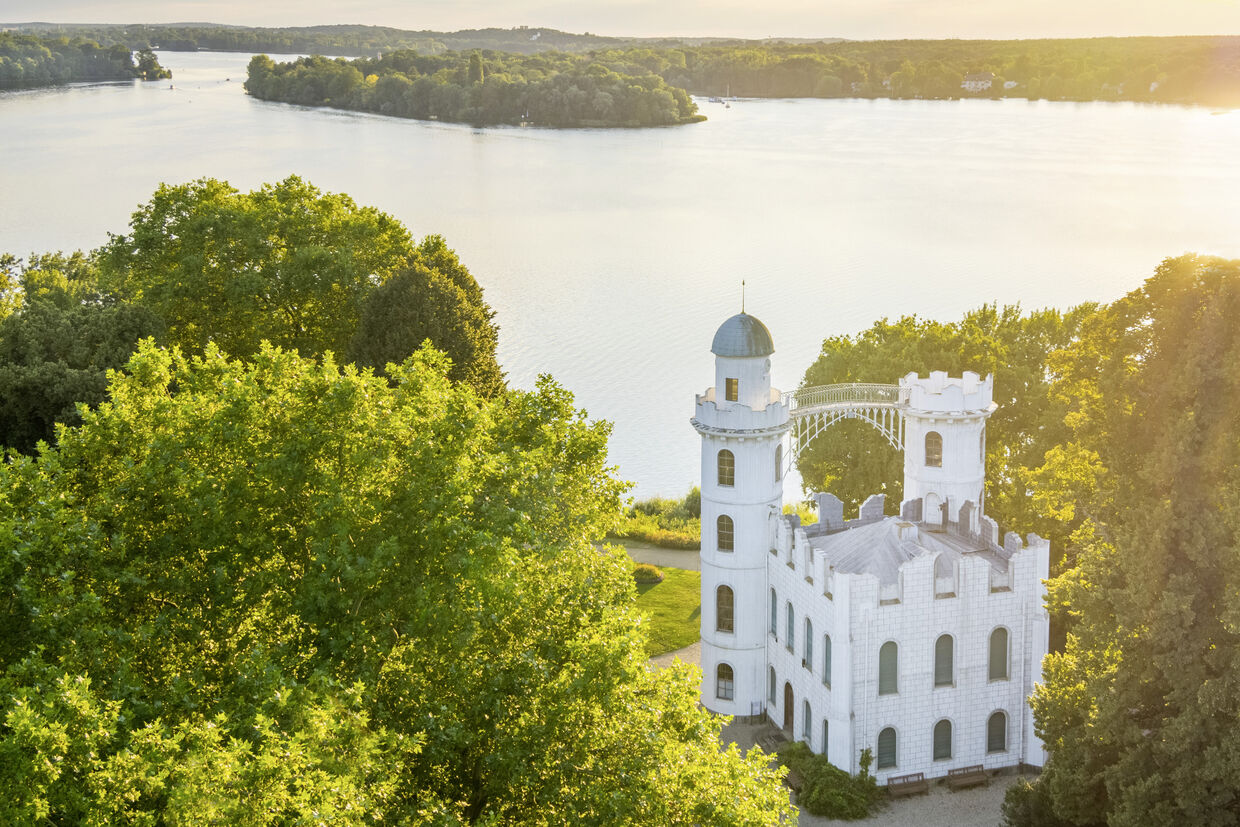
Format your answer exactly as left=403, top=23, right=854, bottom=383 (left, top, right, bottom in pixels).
left=711, top=312, right=775, bottom=357
left=809, top=517, right=1010, bottom=585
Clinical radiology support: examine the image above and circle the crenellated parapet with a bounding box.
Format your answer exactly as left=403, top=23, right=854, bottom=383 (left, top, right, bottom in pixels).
left=900, top=370, right=995, bottom=415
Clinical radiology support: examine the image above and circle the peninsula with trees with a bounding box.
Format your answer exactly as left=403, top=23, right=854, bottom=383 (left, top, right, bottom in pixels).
left=0, top=31, right=169, bottom=88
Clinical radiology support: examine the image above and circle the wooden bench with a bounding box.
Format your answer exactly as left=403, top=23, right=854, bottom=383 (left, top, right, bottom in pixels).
left=886, top=772, right=929, bottom=797
left=946, top=765, right=989, bottom=790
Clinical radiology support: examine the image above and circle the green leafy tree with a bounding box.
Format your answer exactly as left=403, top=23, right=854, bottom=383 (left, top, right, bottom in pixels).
left=98, top=176, right=416, bottom=360
left=1026, top=256, right=1240, bottom=826
left=135, top=47, right=171, bottom=79
left=467, top=50, right=485, bottom=84
left=348, top=234, right=504, bottom=396
left=0, top=253, right=164, bottom=454
left=797, top=304, right=1092, bottom=546
left=0, top=340, right=792, bottom=823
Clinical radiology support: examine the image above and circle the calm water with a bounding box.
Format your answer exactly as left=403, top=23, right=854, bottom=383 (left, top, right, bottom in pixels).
left=3, top=51, right=1239, bottom=498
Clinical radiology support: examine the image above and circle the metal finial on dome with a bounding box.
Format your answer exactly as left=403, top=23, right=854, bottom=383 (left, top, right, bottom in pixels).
left=742, top=279, right=745, bottom=313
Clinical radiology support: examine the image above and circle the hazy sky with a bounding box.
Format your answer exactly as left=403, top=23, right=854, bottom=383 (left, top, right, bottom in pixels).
left=4, top=0, right=1239, bottom=40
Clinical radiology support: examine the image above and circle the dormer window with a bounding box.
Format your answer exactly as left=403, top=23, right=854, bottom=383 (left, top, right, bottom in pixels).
left=725, top=378, right=738, bottom=401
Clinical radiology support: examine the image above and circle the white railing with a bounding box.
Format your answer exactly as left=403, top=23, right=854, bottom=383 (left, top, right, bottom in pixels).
left=782, top=383, right=907, bottom=413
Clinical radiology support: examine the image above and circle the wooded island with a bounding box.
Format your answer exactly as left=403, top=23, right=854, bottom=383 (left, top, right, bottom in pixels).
left=0, top=32, right=169, bottom=88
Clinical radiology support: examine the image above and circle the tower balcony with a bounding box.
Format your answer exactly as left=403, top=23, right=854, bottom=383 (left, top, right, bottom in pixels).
left=692, top=387, right=789, bottom=436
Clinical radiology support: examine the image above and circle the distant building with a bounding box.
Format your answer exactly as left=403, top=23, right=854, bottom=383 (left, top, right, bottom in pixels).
left=1004, top=80, right=1019, bottom=90
left=693, top=312, right=1049, bottom=785
left=962, top=72, right=996, bottom=92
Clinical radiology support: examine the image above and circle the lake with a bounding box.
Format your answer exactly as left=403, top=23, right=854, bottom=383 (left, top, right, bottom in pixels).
left=2, top=51, right=1239, bottom=498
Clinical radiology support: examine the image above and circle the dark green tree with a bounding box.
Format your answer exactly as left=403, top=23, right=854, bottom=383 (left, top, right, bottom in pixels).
left=1026, top=256, right=1240, bottom=826
left=467, top=50, right=485, bottom=84
left=0, top=253, right=163, bottom=454
left=349, top=235, right=504, bottom=396
left=135, top=47, right=171, bottom=80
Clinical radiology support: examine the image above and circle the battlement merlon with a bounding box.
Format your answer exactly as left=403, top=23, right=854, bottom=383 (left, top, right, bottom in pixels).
left=900, top=370, right=997, bottom=415
left=692, top=386, right=789, bottom=435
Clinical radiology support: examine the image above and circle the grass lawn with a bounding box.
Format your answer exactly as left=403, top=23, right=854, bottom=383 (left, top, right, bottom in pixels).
left=635, top=567, right=701, bottom=657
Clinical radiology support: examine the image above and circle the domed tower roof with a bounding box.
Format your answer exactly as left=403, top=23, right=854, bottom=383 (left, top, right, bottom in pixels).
left=711, top=312, right=775, bottom=357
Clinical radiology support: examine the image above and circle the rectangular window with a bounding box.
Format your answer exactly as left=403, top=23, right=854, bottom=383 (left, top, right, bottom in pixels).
left=725, top=377, right=738, bottom=401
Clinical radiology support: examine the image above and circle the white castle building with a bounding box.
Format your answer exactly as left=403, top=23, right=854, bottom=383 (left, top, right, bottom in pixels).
left=692, top=311, right=1049, bottom=783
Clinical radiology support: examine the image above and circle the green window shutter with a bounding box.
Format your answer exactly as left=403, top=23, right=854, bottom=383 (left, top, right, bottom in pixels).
left=935, top=634, right=953, bottom=686
left=877, top=727, right=897, bottom=769
left=989, top=627, right=1009, bottom=680
left=879, top=641, right=898, bottom=695
left=933, top=719, right=952, bottom=760
left=988, top=711, right=1007, bottom=753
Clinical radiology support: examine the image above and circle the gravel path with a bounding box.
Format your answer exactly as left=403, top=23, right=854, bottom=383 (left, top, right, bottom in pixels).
left=621, top=540, right=701, bottom=571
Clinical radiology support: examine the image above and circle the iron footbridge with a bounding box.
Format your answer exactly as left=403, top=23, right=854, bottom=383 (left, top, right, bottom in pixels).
left=781, top=383, right=909, bottom=468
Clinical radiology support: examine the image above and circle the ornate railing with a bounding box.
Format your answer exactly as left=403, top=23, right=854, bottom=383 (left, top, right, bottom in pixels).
left=782, top=383, right=907, bottom=413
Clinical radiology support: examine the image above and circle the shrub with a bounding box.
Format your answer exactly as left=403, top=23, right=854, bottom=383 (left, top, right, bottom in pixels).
left=1002, top=777, right=1070, bottom=827
left=610, top=487, right=701, bottom=550
left=633, top=563, right=665, bottom=584
left=777, top=742, right=883, bottom=820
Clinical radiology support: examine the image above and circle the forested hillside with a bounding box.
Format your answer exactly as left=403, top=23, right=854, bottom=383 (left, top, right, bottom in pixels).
left=670, top=36, right=1240, bottom=104
left=8, top=23, right=629, bottom=57
left=15, top=21, right=1238, bottom=105
left=0, top=32, right=168, bottom=88
left=245, top=51, right=704, bottom=127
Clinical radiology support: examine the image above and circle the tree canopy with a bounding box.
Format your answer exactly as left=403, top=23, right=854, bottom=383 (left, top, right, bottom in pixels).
left=246, top=51, right=703, bottom=128
left=99, top=176, right=417, bottom=361
left=1018, top=256, right=1240, bottom=826
left=0, top=341, right=792, bottom=824
left=0, top=253, right=164, bottom=454
left=0, top=32, right=168, bottom=89
left=1, top=178, right=505, bottom=454
left=796, top=303, right=1093, bottom=556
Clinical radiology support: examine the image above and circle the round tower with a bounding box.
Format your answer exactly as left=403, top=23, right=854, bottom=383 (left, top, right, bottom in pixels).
left=691, top=312, right=789, bottom=716
left=899, top=370, right=997, bottom=526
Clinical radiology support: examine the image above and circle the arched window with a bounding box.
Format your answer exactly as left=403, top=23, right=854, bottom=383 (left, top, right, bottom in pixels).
left=717, top=449, right=735, bottom=487
left=802, top=700, right=812, bottom=740
left=804, top=618, right=814, bottom=669
left=822, top=720, right=829, bottom=761
left=715, top=585, right=734, bottom=633
left=934, top=634, right=954, bottom=687
left=933, top=719, right=953, bottom=760
left=925, top=431, right=943, bottom=467
left=879, top=641, right=898, bottom=695
left=768, top=666, right=776, bottom=704
left=716, top=514, right=734, bottom=552
left=877, top=727, right=897, bottom=769
left=785, top=602, right=795, bottom=652
left=987, top=710, right=1008, bottom=753
left=989, top=627, right=1009, bottom=680
left=716, top=663, right=734, bottom=700
left=823, top=634, right=832, bottom=687
left=775, top=443, right=783, bottom=481
left=769, top=588, right=777, bottom=637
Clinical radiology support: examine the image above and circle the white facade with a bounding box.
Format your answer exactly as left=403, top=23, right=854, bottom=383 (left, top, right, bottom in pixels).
left=694, top=313, right=1050, bottom=784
